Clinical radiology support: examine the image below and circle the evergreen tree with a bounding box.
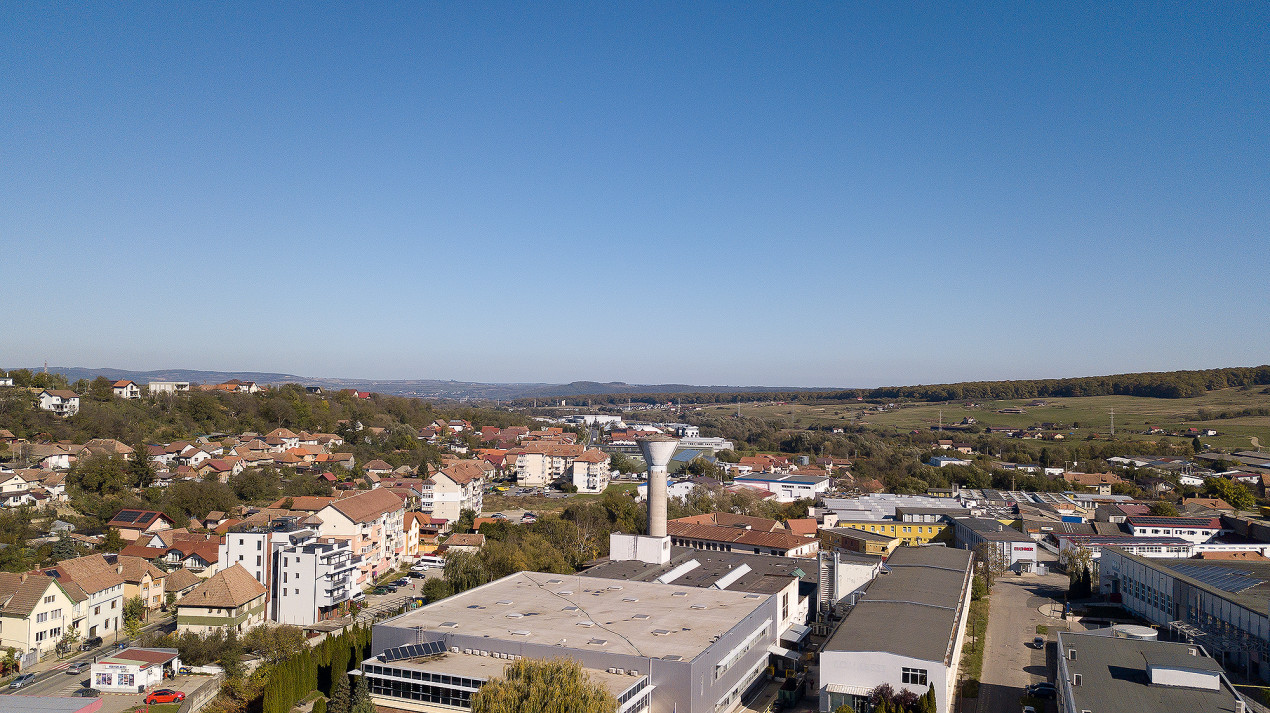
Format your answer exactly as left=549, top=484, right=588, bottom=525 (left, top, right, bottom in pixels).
left=329, top=673, right=351, bottom=713
left=352, top=671, right=374, bottom=713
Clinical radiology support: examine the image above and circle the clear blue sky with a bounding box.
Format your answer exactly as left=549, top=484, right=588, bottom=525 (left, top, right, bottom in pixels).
left=2, top=3, right=1267, bottom=387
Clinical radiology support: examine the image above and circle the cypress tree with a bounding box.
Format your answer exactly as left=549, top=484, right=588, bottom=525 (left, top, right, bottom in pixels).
left=351, top=672, right=374, bottom=713
left=329, top=672, right=351, bottom=713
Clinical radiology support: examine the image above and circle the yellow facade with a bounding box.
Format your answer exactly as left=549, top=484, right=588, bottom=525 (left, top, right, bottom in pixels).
left=830, top=520, right=951, bottom=546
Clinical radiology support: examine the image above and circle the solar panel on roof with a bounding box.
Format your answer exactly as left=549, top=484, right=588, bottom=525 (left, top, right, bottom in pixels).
left=113, top=510, right=144, bottom=523
left=380, top=641, right=446, bottom=662
left=1171, top=564, right=1265, bottom=594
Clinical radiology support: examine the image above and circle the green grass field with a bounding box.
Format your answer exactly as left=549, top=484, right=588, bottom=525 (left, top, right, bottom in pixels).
left=696, top=388, right=1270, bottom=450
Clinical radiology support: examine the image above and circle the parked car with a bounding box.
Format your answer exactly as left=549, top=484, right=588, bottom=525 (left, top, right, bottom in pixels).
left=1032, top=636, right=1045, bottom=649
left=372, top=586, right=390, bottom=595
left=80, top=636, right=103, bottom=651
left=145, top=689, right=186, bottom=704
left=66, top=662, right=87, bottom=674
left=393, top=578, right=409, bottom=587
left=1026, top=683, right=1056, bottom=699
left=10, top=674, right=36, bottom=689
left=72, top=688, right=100, bottom=698
left=408, top=570, right=425, bottom=578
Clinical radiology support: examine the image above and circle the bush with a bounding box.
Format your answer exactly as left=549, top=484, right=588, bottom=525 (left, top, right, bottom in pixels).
left=971, top=575, right=987, bottom=601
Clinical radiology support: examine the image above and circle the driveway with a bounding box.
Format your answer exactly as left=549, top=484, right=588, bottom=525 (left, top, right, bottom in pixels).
left=10, top=668, right=207, bottom=713
left=975, top=571, right=1077, bottom=713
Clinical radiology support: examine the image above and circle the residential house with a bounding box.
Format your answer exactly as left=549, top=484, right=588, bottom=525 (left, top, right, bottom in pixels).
left=175, top=564, right=268, bottom=635
left=163, top=568, right=203, bottom=602
left=0, top=471, right=35, bottom=507
left=106, top=509, right=176, bottom=541
left=37, top=390, right=80, bottom=417
left=0, top=572, right=77, bottom=662
left=315, top=489, right=406, bottom=588
left=46, top=554, right=125, bottom=641
left=440, top=533, right=484, bottom=555
left=116, top=556, right=167, bottom=613
left=111, top=380, right=141, bottom=399
left=84, top=439, right=135, bottom=461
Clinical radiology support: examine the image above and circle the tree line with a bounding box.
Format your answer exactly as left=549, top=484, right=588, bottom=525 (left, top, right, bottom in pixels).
left=513, top=364, right=1270, bottom=406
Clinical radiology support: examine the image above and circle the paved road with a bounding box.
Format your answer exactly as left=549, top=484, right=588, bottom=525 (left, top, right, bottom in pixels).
left=4, top=615, right=175, bottom=698
left=975, top=572, right=1075, bottom=713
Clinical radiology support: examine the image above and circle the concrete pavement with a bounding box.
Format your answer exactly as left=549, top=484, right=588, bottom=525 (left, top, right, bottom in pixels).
left=974, top=571, right=1082, bottom=713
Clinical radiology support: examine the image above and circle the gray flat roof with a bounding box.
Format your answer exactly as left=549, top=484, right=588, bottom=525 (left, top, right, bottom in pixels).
left=581, top=548, right=814, bottom=595
left=379, top=571, right=769, bottom=661
left=823, top=527, right=899, bottom=542
left=824, top=546, right=973, bottom=664
left=1057, top=631, right=1243, bottom=713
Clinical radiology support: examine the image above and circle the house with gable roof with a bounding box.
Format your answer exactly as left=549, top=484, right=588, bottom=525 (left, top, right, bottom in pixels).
left=111, top=380, right=141, bottom=399
left=175, top=564, right=267, bottom=635
left=0, top=572, right=79, bottom=662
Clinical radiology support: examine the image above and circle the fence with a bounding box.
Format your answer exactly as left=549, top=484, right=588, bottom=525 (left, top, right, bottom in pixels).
left=178, top=673, right=225, bottom=713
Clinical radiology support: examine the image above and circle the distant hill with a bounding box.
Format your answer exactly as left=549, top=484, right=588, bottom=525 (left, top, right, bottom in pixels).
left=26, top=367, right=822, bottom=401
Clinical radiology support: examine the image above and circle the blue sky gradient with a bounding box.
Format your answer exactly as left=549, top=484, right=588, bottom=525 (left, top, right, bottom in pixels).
left=2, top=3, right=1267, bottom=386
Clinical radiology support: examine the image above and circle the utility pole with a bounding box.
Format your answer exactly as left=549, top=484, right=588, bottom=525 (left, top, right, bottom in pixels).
left=939, top=410, right=943, bottom=432
left=1109, top=408, right=1115, bottom=438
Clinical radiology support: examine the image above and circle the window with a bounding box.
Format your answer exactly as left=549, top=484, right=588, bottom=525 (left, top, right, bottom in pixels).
left=257, top=540, right=262, bottom=550
left=257, top=556, right=262, bottom=566
left=902, top=668, right=927, bottom=686
left=36, top=612, right=48, bottom=623
left=50, top=609, right=60, bottom=619
left=44, top=595, right=55, bottom=604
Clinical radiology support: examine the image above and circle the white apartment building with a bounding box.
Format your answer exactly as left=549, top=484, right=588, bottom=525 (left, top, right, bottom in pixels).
left=275, top=536, right=356, bottom=625
left=422, top=462, right=486, bottom=524
left=570, top=450, right=612, bottom=493
left=514, top=443, right=584, bottom=486
left=315, top=489, right=407, bottom=587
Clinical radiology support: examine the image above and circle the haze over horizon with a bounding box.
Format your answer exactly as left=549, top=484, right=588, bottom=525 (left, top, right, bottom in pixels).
left=3, top=4, right=1267, bottom=386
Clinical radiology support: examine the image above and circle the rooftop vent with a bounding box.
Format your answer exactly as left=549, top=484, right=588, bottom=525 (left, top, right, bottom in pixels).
left=576, top=621, right=595, bottom=627
left=623, top=597, right=639, bottom=602
left=505, top=613, right=523, bottom=618
left=690, top=604, right=708, bottom=610
left=607, top=585, right=623, bottom=591
left=653, top=629, right=671, bottom=636
left=672, top=591, right=688, bottom=597
left=632, top=614, right=650, bottom=620
left=663, top=655, right=683, bottom=662
left=510, top=631, right=529, bottom=637
left=588, top=639, right=608, bottom=646
left=547, top=579, right=563, bottom=584
left=557, top=590, right=573, bottom=595
left=496, top=600, right=513, bottom=605
left=563, top=605, right=579, bottom=611
left=441, top=622, right=459, bottom=628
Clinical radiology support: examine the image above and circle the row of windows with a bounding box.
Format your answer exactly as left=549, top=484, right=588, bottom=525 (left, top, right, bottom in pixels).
left=34, top=627, right=61, bottom=642
left=364, top=665, right=483, bottom=690
left=368, top=675, right=475, bottom=709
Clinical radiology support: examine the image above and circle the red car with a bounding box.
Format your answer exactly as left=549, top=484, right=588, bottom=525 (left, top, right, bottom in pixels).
left=144, top=690, right=186, bottom=704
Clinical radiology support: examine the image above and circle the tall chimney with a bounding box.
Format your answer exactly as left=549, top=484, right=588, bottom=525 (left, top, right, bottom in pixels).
left=638, top=435, right=679, bottom=538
